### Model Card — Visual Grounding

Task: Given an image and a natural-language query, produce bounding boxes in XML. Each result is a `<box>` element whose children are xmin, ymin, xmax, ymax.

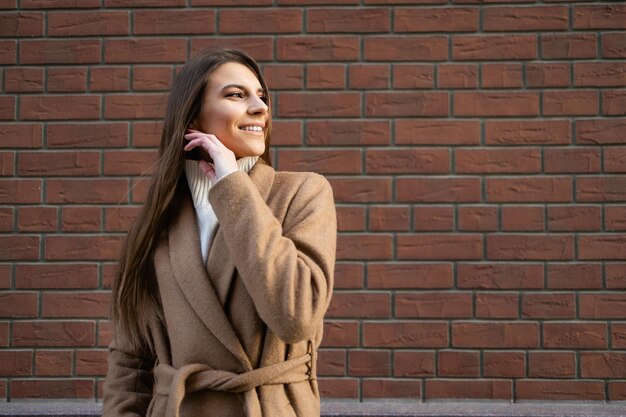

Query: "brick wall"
<box><xmin>1</xmin><ymin>0</ymin><xmax>625</xmax><ymax>403</ymax></box>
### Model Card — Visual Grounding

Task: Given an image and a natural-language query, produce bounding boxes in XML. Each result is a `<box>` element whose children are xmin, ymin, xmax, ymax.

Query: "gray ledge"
<box><xmin>0</xmin><ymin>400</ymin><xmax>625</xmax><ymax>417</ymax></box>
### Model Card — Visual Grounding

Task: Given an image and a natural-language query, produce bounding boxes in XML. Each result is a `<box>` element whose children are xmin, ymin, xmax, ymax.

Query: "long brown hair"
<box><xmin>111</xmin><ymin>49</ymin><xmax>272</xmax><ymax>352</ymax></box>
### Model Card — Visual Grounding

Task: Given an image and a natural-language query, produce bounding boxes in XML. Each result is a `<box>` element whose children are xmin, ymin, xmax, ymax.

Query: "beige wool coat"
<box><xmin>103</xmin><ymin>159</ymin><xmax>337</xmax><ymax>417</ymax></box>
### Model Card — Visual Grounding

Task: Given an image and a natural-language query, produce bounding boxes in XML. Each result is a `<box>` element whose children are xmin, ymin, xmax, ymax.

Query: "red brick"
<box><xmin>307</xmin><ymin>120</ymin><xmax>390</xmax><ymax>146</ymax></box>
<box><xmin>0</xmin><ymin>11</ymin><xmax>43</xmax><ymax>36</ymax></box>
<box><xmin>47</xmin><ymin>67</ymin><xmax>87</xmax><ymax>92</ymax></box>
<box><xmin>396</xmin><ymin>292</ymin><xmax>472</xmax><ymax>318</ymax></box>
<box><xmin>11</xmin><ymin>379</ymin><xmax>94</xmax><ymax>399</ymax></box>
<box><xmin>318</xmin><ymin>378</ymin><xmax>358</xmax><ymax>399</ymax></box>
<box><xmin>318</xmin><ymin>349</ymin><xmax>345</xmax><ymax>376</ymax></box>
<box><xmin>328</xmin><ymin>177</ymin><xmax>391</xmax><ymax>203</ymax></box>
<box><xmin>348</xmin><ymin>350</ymin><xmax>390</xmax><ymax>376</ymax></box>
<box><xmin>4</xmin><ymin>68</ymin><xmax>44</xmax><ymax>93</ymax></box>
<box><xmin>0</xmin><ymin>293</ymin><xmax>37</xmax><ymax>318</ymax></box>
<box><xmin>368</xmin><ymin>206</ymin><xmax>410</xmax><ymax>231</ymax></box>
<box><xmin>475</xmin><ymin>292</ymin><xmax>519</xmax><ymax>319</ymax></box>
<box><xmin>262</xmin><ymin>65</ymin><xmax>303</xmax><ymax>90</ymax></box>
<box><xmin>454</xmin><ymin>92</ymin><xmax>539</xmax><ymax>117</ymax></box>
<box><xmin>527</xmin><ymin>63</ymin><xmax>570</xmax><ymax>87</ymax></box>
<box><xmin>542</xmin><ymin>33</ymin><xmax>597</xmax><ymax>59</ymax></box>
<box><xmin>453</xmin><ymin>322</ymin><xmax>539</xmax><ymax>348</ymax></box>
<box><xmin>279</xmin><ymin>149</ymin><xmax>361</xmax><ymax>175</ymax></box>
<box><xmin>276</xmin><ymin>36</ymin><xmax>359</xmax><ymax>62</ymax></box>
<box><xmin>48</xmin><ymin>11</ymin><xmax>128</xmax><ymax>36</ymax></box>
<box><xmin>543</xmin><ymin>322</ymin><xmax>607</xmax><ymax>349</ymax></box>
<box><xmin>575</xmin><ymin>62</ymin><xmax>626</xmax><ymax>87</ymax></box>
<box><xmin>48</xmin><ymin>123</ymin><xmax>128</xmax><ymax>148</ymax></box>
<box><xmin>105</xmin><ymin>39</ymin><xmax>187</xmax><ymax>64</ymax></box>
<box><xmin>362</xmin><ymin>379</ymin><xmax>421</xmax><ymax>399</ymax></box>
<box><xmin>130</xmin><ymin>121</ymin><xmax>161</xmax><ymax>148</ymax></box>
<box><xmin>426</xmin><ymin>379</ymin><xmax>511</xmax><ymax>400</ymax></box>
<box><xmin>130</xmin><ymin>177</ymin><xmax>150</xmax><ymax>204</ymax></box>
<box><xmin>20</xmin><ymin>40</ymin><xmax>100</xmax><ymax>64</ymax></box>
<box><xmin>438</xmin><ymin>64</ymin><xmax>478</xmax><ymax>89</ymax></box>
<box><xmin>46</xmin><ymin>179</ymin><xmax>127</xmax><ymax>204</ymax></box>
<box><xmin>606</xmin><ymin>148</ymin><xmax>626</xmax><ymax>173</ymax></box>
<box><xmin>576</xmin><ymin>119</ymin><xmax>626</xmax><ymax>145</ymax></box>
<box><xmin>35</xmin><ymin>350</ymin><xmax>72</xmax><ymax>376</ymax></box>
<box><xmin>308</xmin><ymin>8</ymin><xmax>388</xmax><ymax>33</ymax></box>
<box><xmin>481</xmin><ymin>63</ymin><xmax>522</xmax><ymax>88</ymax></box>
<box><xmin>22</xmin><ymin>0</ymin><xmax>99</xmax><ymax>6</ymax></box>
<box><xmin>602</xmin><ymin>33</ymin><xmax>626</xmax><ymax>58</ymax></box>
<box><xmin>45</xmin><ymin>235</ymin><xmax>123</xmax><ymax>261</ymax></box>
<box><xmin>393</xmin><ymin>351</ymin><xmax>435</xmax><ymax>377</ymax></box>
<box><xmin>132</xmin><ymin>66</ymin><xmax>172</xmax><ymax>91</ymax></box>
<box><xmin>580</xmin><ymin>293</ymin><xmax>626</xmax><ymax>319</ymax></box>
<box><xmin>16</xmin><ymin>264</ymin><xmax>98</xmax><ymax>289</ymax></box>
<box><xmin>395</xmin><ymin>7</ymin><xmax>477</xmax><ymax>32</ymax></box>
<box><xmin>367</xmin><ymin>263</ymin><xmax>453</xmax><ymax>289</ymax></box>
<box><xmin>413</xmin><ymin>206</ymin><xmax>454</xmax><ymax>231</ymax></box>
<box><xmin>0</xmin><ymin>152</ymin><xmax>14</xmax><ymax>176</ymax></box>
<box><xmin>0</xmin><ymin>235</ymin><xmax>39</xmax><ymax>261</ymax></box>
<box><xmin>579</xmin><ymin>234</ymin><xmax>626</xmax><ymax>260</ymax></box>
<box><xmin>604</xmin><ymin>91</ymin><xmax>626</xmax><ymax>116</ymax></box>
<box><xmin>334</xmin><ymin>263</ymin><xmax>363</xmax><ymax>289</ymax></box>
<box><xmin>398</xmin><ymin>234</ymin><xmax>482</xmax><ymax>260</ymax></box>
<box><xmin>610</xmin><ymin>381</ymin><xmax>626</xmax><ymax>401</ymax></box>
<box><xmin>336</xmin><ymin>206</ymin><xmax>365</xmax><ymax>232</ymax></box>
<box><xmin>452</xmin><ymin>35</ymin><xmax>536</xmax><ymax>60</ymax></box>
<box><xmin>104</xmin><ymin>206</ymin><xmax>140</xmax><ymax>233</ymax></box>
<box><xmin>0</xmin><ymin>350</ymin><xmax>32</xmax><ymax>377</ymax></box>
<box><xmin>364</xmin><ymin>36</ymin><xmax>447</xmax><ymax>61</ymax></box>
<box><xmin>397</xmin><ymin>178</ymin><xmax>480</xmax><ymax>203</ymax></box>
<box><xmin>486</xmin><ymin>177</ymin><xmax>572</xmax><ymax>203</ymax></box>
<box><xmin>135</xmin><ymin>10</ymin><xmax>214</xmax><ymax>35</ymax></box>
<box><xmin>522</xmin><ymin>293</ymin><xmax>575</xmax><ymax>319</ymax></box>
<box><xmin>76</xmin><ymin>350</ymin><xmax>108</xmax><ymax>376</ymax></box>
<box><xmin>366</xmin><ymin>90</ymin><xmax>448</xmax><ymax>116</ymax></box>
<box><xmin>0</xmin><ymin>96</ymin><xmax>15</xmax><ymax>120</ymax></box>
<box><xmin>105</xmin><ymin>93</ymin><xmax>167</xmax><ymax>119</ymax></box>
<box><xmin>277</xmin><ymin>92</ymin><xmax>360</xmax><ymax>117</ymax></box>
<box><xmin>483</xmin><ymin>6</ymin><xmax>568</xmax><ymax>31</ymax></box>
<box><xmin>580</xmin><ymin>352</ymin><xmax>626</xmax><ymax>379</ymax></box>
<box><xmin>327</xmin><ymin>292</ymin><xmax>390</xmax><ymax>318</ymax></box>
<box><xmin>483</xmin><ymin>351</ymin><xmax>525</xmax><ymax>378</ymax></box>
<box><xmin>613</xmin><ymin>322</ymin><xmax>626</xmax><ymax>348</ymax></box>
<box><xmin>0</xmin><ymin>207</ymin><xmax>13</xmax><ymax>232</ymax></box>
<box><xmin>269</xmin><ymin>121</ymin><xmax>301</xmax><ymax>147</ymax></box>
<box><xmin>501</xmin><ymin>206</ymin><xmax>544</xmax><ymax>232</ymax></box>
<box><xmin>457</xmin><ymin>148</ymin><xmax>539</xmax><ymax>174</ymax></box>
<box><xmin>20</xmin><ymin>95</ymin><xmax>100</xmax><ymax>121</ymax></box>
<box><xmin>191</xmin><ymin>37</ymin><xmax>274</xmax><ymax>62</ymax></box>
<box><xmin>348</xmin><ymin>64</ymin><xmax>389</xmax><ymax>89</ymax></box>
<box><xmin>528</xmin><ymin>351</ymin><xmax>575</xmax><ymax>378</ymax></box>
<box><xmin>90</xmin><ymin>66</ymin><xmax>129</xmax><ymax>92</ymax></box>
<box><xmin>517</xmin><ymin>380</ymin><xmax>604</xmax><ymax>401</ymax></box>
<box><xmin>606</xmin><ymin>206</ymin><xmax>626</xmax><ymax>232</ymax></box>
<box><xmin>458</xmin><ymin>206</ymin><xmax>497</xmax><ymax>232</ymax></box>
<box><xmin>321</xmin><ymin>321</ymin><xmax>358</xmax><ymax>347</ymax></box>
<box><xmin>438</xmin><ymin>350</ymin><xmax>479</xmax><ymax>377</ymax></box>
<box><xmin>0</xmin><ymin>179</ymin><xmax>41</xmax><ymax>204</ymax></box>
<box><xmin>548</xmin><ymin>205</ymin><xmax>601</xmax><ymax>231</ymax></box>
<box><xmin>364</xmin><ymin>322</ymin><xmax>448</xmax><ymax>348</ymax></box>
<box><xmin>573</xmin><ymin>4</ymin><xmax>626</xmax><ymax>29</ymax></box>
<box><xmin>13</xmin><ymin>321</ymin><xmax>95</xmax><ymax>347</ymax></box>
<box><xmin>104</xmin><ymin>150</ymin><xmax>158</xmax><ymax>176</ymax></box>
<box><xmin>488</xmin><ymin>235</ymin><xmax>573</xmax><ymax>261</ymax></box>
<box><xmin>367</xmin><ymin>0</ymin><xmax>445</xmax><ymax>3</ymax></box>
<box><xmin>0</xmin><ymin>322</ymin><xmax>7</xmax><ymax>347</ymax></box>
<box><xmin>61</xmin><ymin>206</ymin><xmax>101</xmax><ymax>232</ymax></box>
<box><xmin>336</xmin><ymin>234</ymin><xmax>392</xmax><ymax>260</ymax></box>
<box><xmin>547</xmin><ymin>263</ymin><xmax>601</xmax><ymax>290</ymax></box>
<box><xmin>0</xmin><ymin>124</ymin><xmax>42</xmax><ymax>148</ymax></box>
<box><xmin>366</xmin><ymin>149</ymin><xmax>448</xmax><ymax>174</ymax></box>
<box><xmin>19</xmin><ymin>151</ymin><xmax>99</xmax><ymax>176</ymax></box>
<box><xmin>106</xmin><ymin>0</ymin><xmax>184</xmax><ymax>5</ymax></box>
<box><xmin>17</xmin><ymin>206</ymin><xmax>56</xmax><ymax>232</ymax></box>
<box><xmin>98</xmin><ymin>320</ymin><xmax>113</xmax><ymax>347</ymax></box>
<box><xmin>392</xmin><ymin>64</ymin><xmax>434</xmax><ymax>89</ymax></box>
<box><xmin>544</xmin><ymin>147</ymin><xmax>601</xmax><ymax>174</ymax></box>
<box><xmin>543</xmin><ymin>91</ymin><xmax>598</xmax><ymax>116</ymax></box>
<box><xmin>396</xmin><ymin>120</ymin><xmax>479</xmax><ymax>145</ymax></box>
<box><xmin>306</xmin><ymin>64</ymin><xmax>345</xmax><ymax>90</ymax></box>
<box><xmin>0</xmin><ymin>40</ymin><xmax>16</xmax><ymax>64</ymax></box>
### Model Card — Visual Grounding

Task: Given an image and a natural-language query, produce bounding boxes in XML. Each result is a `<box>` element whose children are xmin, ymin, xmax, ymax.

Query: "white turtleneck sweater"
<box><xmin>184</xmin><ymin>156</ymin><xmax>259</xmax><ymax>263</ymax></box>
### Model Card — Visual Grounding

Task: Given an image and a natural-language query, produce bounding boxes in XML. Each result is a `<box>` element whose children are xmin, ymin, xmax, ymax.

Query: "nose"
<box><xmin>248</xmin><ymin>95</ymin><xmax>268</xmax><ymax>116</ymax></box>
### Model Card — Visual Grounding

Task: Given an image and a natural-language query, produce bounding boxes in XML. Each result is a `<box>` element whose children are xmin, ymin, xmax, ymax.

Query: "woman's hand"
<box><xmin>184</xmin><ymin>129</ymin><xmax>238</xmax><ymax>183</ymax></box>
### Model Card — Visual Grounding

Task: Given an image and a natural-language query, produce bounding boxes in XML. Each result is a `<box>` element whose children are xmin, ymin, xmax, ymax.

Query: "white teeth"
<box><xmin>239</xmin><ymin>126</ymin><xmax>263</xmax><ymax>132</ymax></box>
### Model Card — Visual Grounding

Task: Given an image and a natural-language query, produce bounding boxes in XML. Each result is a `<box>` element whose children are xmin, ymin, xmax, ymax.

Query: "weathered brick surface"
<box><xmin>1</xmin><ymin>0</ymin><xmax>624</xmax><ymax>404</ymax></box>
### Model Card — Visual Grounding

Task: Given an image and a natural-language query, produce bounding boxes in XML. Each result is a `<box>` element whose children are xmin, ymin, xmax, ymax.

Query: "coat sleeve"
<box><xmin>209</xmin><ymin>170</ymin><xmax>337</xmax><ymax>344</ymax></box>
<box><xmin>102</xmin><ymin>336</ymin><xmax>155</xmax><ymax>417</ymax></box>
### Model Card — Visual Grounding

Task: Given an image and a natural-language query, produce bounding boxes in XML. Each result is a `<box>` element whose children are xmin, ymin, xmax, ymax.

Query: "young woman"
<box><xmin>102</xmin><ymin>49</ymin><xmax>337</xmax><ymax>417</ymax></box>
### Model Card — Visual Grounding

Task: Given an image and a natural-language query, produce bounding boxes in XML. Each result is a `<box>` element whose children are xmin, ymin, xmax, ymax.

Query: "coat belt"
<box><xmin>154</xmin><ymin>350</ymin><xmax>314</xmax><ymax>417</ymax></box>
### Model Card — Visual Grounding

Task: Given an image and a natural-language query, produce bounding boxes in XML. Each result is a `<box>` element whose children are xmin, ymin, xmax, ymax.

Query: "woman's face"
<box><xmin>192</xmin><ymin>62</ymin><xmax>269</xmax><ymax>158</ymax></box>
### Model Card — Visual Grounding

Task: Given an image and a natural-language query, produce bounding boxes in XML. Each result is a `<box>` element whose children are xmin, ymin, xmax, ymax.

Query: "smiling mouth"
<box><xmin>239</xmin><ymin>126</ymin><xmax>263</xmax><ymax>132</ymax></box>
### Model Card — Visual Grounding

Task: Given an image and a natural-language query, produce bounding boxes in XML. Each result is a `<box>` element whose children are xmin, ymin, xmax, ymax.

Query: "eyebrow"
<box><xmin>221</xmin><ymin>83</ymin><xmax>265</xmax><ymax>95</ymax></box>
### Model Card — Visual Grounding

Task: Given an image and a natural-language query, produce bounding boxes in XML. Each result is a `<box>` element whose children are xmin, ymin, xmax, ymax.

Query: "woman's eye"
<box><xmin>227</xmin><ymin>92</ymin><xmax>244</xmax><ymax>98</ymax></box>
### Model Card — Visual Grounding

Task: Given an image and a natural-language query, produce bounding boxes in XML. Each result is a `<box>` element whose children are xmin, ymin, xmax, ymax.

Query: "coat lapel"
<box><xmin>168</xmin><ymin>191</ymin><xmax>251</xmax><ymax>369</ymax></box>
